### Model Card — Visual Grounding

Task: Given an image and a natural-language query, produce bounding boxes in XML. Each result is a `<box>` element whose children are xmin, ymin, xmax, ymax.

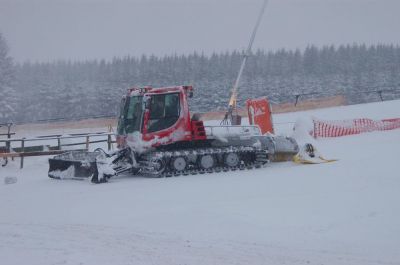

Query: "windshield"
<box><xmin>117</xmin><ymin>96</ymin><xmax>143</xmax><ymax>135</ymax></box>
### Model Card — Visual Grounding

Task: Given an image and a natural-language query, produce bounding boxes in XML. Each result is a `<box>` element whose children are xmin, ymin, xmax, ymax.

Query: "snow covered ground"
<box><xmin>1</xmin><ymin>100</ymin><xmax>400</xmax><ymax>265</ymax></box>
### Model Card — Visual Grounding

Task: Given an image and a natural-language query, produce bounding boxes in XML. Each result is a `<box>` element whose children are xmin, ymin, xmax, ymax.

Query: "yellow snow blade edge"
<box><xmin>293</xmin><ymin>154</ymin><xmax>338</xmax><ymax>164</ymax></box>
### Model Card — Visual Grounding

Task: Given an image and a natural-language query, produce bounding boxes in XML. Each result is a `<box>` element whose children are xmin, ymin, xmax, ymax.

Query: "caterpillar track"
<box><xmin>138</xmin><ymin>146</ymin><xmax>269</xmax><ymax>177</ymax></box>
<box><xmin>49</xmin><ymin>135</ymin><xmax>299</xmax><ymax>183</ymax></box>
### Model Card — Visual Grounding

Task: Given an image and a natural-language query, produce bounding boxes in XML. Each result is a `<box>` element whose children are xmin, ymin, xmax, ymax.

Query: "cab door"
<box><xmin>142</xmin><ymin>92</ymin><xmax>191</xmax><ymax>146</ymax></box>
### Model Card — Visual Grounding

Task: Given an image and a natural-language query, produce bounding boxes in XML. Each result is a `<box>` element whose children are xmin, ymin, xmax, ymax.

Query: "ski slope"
<box><xmin>1</xmin><ymin>100</ymin><xmax>400</xmax><ymax>265</ymax></box>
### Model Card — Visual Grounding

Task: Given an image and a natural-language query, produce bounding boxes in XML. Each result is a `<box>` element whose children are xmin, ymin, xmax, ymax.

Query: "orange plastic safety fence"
<box><xmin>312</xmin><ymin>118</ymin><xmax>400</xmax><ymax>138</ymax></box>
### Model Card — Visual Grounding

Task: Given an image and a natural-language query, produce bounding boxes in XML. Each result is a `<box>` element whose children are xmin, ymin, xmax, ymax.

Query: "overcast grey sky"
<box><xmin>1</xmin><ymin>0</ymin><xmax>399</xmax><ymax>62</ymax></box>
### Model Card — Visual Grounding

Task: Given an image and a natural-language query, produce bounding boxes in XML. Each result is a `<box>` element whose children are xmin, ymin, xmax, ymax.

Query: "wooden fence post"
<box><xmin>57</xmin><ymin>137</ymin><xmax>61</xmax><ymax>150</ymax></box>
<box><xmin>86</xmin><ymin>136</ymin><xmax>90</xmax><ymax>150</ymax></box>
<box><xmin>107</xmin><ymin>125</ymin><xmax>113</xmax><ymax>151</ymax></box>
<box><xmin>107</xmin><ymin>134</ymin><xmax>111</xmax><ymax>151</ymax></box>
<box><xmin>7</xmin><ymin>123</ymin><xmax>12</xmax><ymax>161</ymax></box>
<box><xmin>20</xmin><ymin>138</ymin><xmax>25</xmax><ymax>169</ymax></box>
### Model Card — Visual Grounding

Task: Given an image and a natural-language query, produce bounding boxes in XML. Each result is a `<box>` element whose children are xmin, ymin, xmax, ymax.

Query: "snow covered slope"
<box><xmin>1</xmin><ymin>100</ymin><xmax>399</xmax><ymax>265</ymax></box>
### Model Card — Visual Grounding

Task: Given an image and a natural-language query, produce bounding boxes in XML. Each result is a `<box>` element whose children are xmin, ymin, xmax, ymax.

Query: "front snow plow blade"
<box><xmin>48</xmin><ymin>148</ymin><xmax>135</xmax><ymax>183</ymax></box>
<box><xmin>48</xmin><ymin>151</ymin><xmax>99</xmax><ymax>181</ymax></box>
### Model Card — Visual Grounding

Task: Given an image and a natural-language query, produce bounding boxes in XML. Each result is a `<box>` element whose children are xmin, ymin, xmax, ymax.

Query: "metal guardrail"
<box><xmin>0</xmin><ymin>132</ymin><xmax>116</xmax><ymax>169</ymax></box>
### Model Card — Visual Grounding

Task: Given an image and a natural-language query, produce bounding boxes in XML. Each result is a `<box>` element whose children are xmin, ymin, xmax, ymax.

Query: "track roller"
<box><xmin>198</xmin><ymin>154</ymin><xmax>215</xmax><ymax>170</ymax></box>
<box><xmin>171</xmin><ymin>156</ymin><xmax>187</xmax><ymax>172</ymax></box>
<box><xmin>224</xmin><ymin>152</ymin><xmax>240</xmax><ymax>167</ymax></box>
